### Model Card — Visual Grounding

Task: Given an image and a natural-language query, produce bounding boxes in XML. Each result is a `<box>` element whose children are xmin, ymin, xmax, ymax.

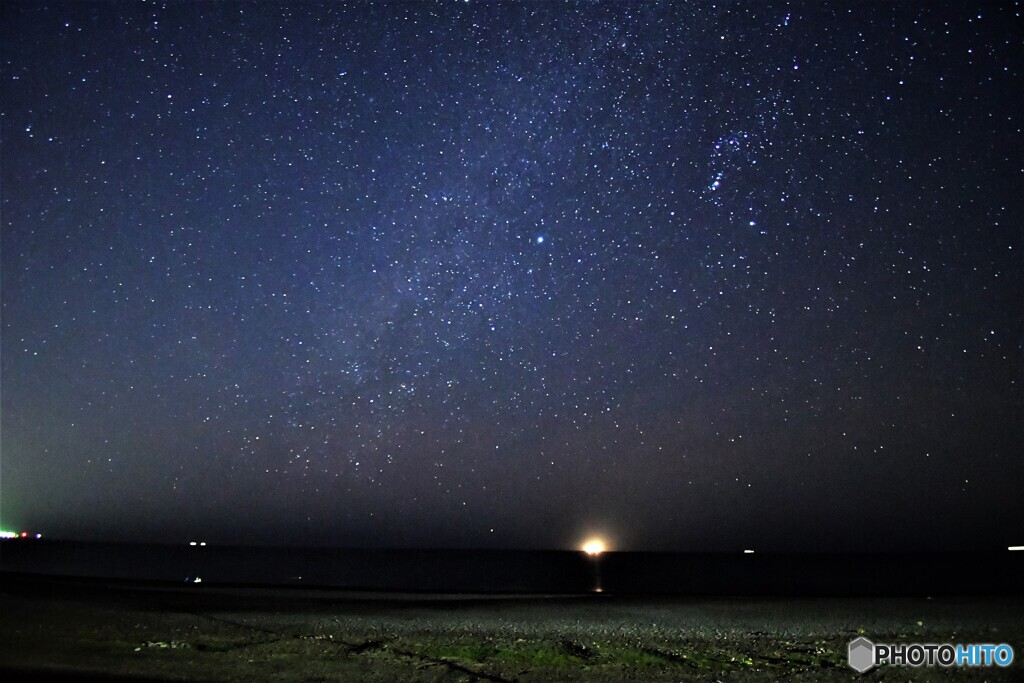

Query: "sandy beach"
<box><xmin>2</xmin><ymin>574</ymin><xmax>1021</xmax><ymax>681</ymax></box>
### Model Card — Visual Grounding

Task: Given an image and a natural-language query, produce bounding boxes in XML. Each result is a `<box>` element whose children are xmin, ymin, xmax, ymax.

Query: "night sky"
<box><xmin>2</xmin><ymin>1</ymin><xmax>1021</xmax><ymax>551</ymax></box>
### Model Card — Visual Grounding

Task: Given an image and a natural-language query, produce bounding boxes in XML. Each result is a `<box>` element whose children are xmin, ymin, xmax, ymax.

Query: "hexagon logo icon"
<box><xmin>848</xmin><ymin>636</ymin><xmax>876</xmax><ymax>673</ymax></box>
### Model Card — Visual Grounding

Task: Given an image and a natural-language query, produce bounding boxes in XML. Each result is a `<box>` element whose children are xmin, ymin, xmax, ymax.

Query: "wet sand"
<box><xmin>1</xmin><ymin>574</ymin><xmax>1021</xmax><ymax>681</ymax></box>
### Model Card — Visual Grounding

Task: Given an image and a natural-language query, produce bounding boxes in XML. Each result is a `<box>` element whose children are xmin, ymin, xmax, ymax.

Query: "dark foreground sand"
<box><xmin>1</xmin><ymin>575</ymin><xmax>1021</xmax><ymax>682</ymax></box>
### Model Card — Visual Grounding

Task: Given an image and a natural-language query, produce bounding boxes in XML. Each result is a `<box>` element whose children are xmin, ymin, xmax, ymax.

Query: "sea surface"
<box><xmin>1</xmin><ymin>540</ymin><xmax>1019</xmax><ymax>596</ymax></box>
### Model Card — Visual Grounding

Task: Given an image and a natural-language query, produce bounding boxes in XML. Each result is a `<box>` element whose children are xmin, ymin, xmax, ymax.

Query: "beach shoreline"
<box><xmin>2</xmin><ymin>573</ymin><xmax>1021</xmax><ymax>681</ymax></box>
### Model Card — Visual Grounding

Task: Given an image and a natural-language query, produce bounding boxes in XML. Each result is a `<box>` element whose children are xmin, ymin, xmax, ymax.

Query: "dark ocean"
<box><xmin>2</xmin><ymin>540</ymin><xmax>1020</xmax><ymax>596</ymax></box>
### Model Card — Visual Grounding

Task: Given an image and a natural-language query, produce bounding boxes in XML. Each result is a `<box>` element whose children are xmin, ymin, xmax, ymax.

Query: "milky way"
<box><xmin>2</xmin><ymin>1</ymin><xmax>1021</xmax><ymax>550</ymax></box>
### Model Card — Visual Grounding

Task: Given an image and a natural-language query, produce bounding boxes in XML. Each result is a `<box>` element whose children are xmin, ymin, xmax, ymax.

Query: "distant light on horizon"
<box><xmin>743</xmin><ymin>549</ymin><xmax>756</xmax><ymax>554</ymax></box>
<box><xmin>0</xmin><ymin>531</ymin><xmax>16</xmax><ymax>539</ymax></box>
<box><xmin>582</xmin><ymin>538</ymin><xmax>606</xmax><ymax>556</ymax></box>
<box><xmin>189</xmin><ymin>541</ymin><xmax>197</xmax><ymax>546</ymax></box>
<box><xmin>1009</xmin><ymin>546</ymin><xmax>1024</xmax><ymax>551</ymax></box>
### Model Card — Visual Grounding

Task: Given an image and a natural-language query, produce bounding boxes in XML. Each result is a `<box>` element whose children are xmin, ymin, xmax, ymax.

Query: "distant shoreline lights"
<box><xmin>0</xmin><ymin>530</ymin><xmax>42</xmax><ymax>539</ymax></box>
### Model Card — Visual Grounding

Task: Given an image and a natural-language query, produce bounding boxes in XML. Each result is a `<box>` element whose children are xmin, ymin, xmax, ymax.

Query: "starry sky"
<box><xmin>1</xmin><ymin>1</ymin><xmax>1021</xmax><ymax>551</ymax></box>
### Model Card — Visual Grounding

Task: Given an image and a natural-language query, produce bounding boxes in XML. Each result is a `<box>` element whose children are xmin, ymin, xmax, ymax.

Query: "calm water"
<box><xmin>2</xmin><ymin>540</ymin><xmax>1020</xmax><ymax>596</ymax></box>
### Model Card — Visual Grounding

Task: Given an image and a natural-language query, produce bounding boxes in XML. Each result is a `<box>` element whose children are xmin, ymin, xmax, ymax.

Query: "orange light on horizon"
<box><xmin>582</xmin><ymin>538</ymin><xmax>606</xmax><ymax>556</ymax></box>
